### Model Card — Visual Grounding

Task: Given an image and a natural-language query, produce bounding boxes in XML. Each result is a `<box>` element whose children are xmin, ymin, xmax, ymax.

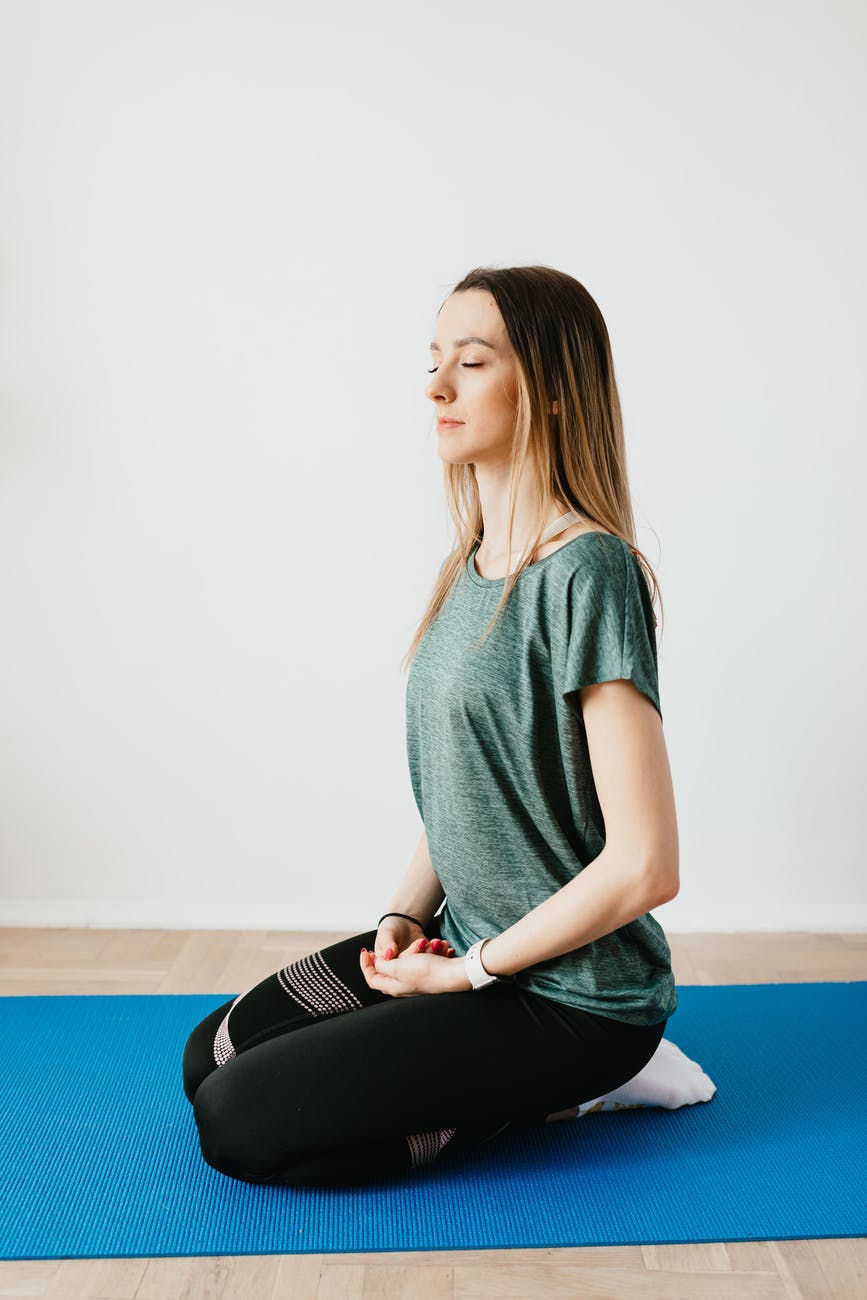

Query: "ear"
<box><xmin>549</xmin><ymin>398</ymin><xmax>559</xmax><ymax>415</ymax></box>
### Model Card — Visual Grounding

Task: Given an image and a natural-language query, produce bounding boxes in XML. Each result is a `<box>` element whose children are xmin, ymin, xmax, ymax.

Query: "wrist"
<box><xmin>476</xmin><ymin>934</ymin><xmax>506</xmax><ymax>976</ymax></box>
<box><xmin>448</xmin><ymin>956</ymin><xmax>473</xmax><ymax>992</ymax></box>
<box><xmin>378</xmin><ymin>910</ymin><xmax>425</xmax><ymax>930</ymax></box>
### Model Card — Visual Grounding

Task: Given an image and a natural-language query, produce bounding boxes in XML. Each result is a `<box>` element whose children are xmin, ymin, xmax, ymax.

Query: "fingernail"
<box><xmin>384</xmin><ymin>947</ymin><xmax>394</xmax><ymax>960</ymax></box>
<box><xmin>418</xmin><ymin>938</ymin><xmax>428</xmax><ymax>950</ymax></box>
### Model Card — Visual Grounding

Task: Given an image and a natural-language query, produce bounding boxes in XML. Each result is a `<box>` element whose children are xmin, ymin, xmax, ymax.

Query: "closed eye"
<box><xmin>427</xmin><ymin>363</ymin><xmax>483</xmax><ymax>373</ymax></box>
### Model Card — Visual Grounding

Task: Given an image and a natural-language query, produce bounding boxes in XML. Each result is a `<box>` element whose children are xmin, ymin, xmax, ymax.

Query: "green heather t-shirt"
<box><xmin>405</xmin><ymin>531</ymin><xmax>678</xmax><ymax>1027</ymax></box>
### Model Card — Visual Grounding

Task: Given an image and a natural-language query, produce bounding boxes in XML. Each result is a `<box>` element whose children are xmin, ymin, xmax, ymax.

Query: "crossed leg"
<box><xmin>182</xmin><ymin>920</ymin><xmax>666</xmax><ymax>1188</ymax></box>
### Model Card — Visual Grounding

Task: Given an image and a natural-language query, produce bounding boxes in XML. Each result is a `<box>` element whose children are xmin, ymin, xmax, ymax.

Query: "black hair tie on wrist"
<box><xmin>377</xmin><ymin>911</ymin><xmax>424</xmax><ymax>929</ymax></box>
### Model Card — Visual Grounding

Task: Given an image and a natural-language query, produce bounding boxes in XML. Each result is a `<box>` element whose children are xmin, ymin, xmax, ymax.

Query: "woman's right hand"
<box><xmin>374</xmin><ymin>917</ymin><xmax>456</xmax><ymax>961</ymax></box>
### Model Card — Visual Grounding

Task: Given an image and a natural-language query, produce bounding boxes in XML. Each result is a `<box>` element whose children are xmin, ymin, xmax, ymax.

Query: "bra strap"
<box><xmin>494</xmin><ymin>509</ymin><xmax>584</xmax><ymax>578</ymax></box>
<box><xmin>538</xmin><ymin>509</ymin><xmax>582</xmax><ymax>544</ymax></box>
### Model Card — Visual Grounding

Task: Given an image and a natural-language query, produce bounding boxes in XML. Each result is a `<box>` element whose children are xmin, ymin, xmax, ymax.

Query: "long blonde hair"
<box><xmin>401</xmin><ymin>265</ymin><xmax>663</xmax><ymax>671</ymax></box>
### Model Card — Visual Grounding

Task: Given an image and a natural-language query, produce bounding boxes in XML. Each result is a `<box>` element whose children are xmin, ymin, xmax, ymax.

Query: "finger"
<box><xmin>428</xmin><ymin>939</ymin><xmax>455</xmax><ymax>957</ymax></box>
<box><xmin>360</xmin><ymin>949</ymin><xmax>385</xmax><ymax>985</ymax></box>
<box><xmin>359</xmin><ymin>948</ymin><xmax>373</xmax><ymax>984</ymax></box>
<box><xmin>362</xmin><ymin>951</ymin><xmax>404</xmax><ymax>996</ymax></box>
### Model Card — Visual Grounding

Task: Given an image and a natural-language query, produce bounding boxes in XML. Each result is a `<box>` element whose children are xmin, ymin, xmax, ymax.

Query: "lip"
<box><xmin>437</xmin><ymin>418</ymin><xmax>464</xmax><ymax>428</ymax></box>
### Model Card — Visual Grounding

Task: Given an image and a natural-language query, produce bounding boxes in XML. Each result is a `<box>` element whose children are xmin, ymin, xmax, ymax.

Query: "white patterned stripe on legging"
<box><xmin>276</xmin><ymin>951</ymin><xmax>365</xmax><ymax>1018</ymax></box>
<box><xmin>406</xmin><ymin>1127</ymin><xmax>458</xmax><ymax>1168</ymax></box>
<box><xmin>213</xmin><ymin>986</ymin><xmax>255</xmax><ymax>1067</ymax></box>
<box><xmin>213</xmin><ymin>950</ymin><xmax>364</xmax><ymax>1067</ymax></box>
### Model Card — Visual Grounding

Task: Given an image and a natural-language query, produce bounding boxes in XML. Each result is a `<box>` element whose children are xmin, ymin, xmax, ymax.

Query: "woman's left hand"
<box><xmin>359</xmin><ymin>937</ymin><xmax>472</xmax><ymax>996</ymax></box>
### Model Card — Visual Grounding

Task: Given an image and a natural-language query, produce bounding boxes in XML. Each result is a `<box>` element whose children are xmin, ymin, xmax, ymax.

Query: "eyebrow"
<box><xmin>429</xmin><ymin>336</ymin><xmax>497</xmax><ymax>352</ymax></box>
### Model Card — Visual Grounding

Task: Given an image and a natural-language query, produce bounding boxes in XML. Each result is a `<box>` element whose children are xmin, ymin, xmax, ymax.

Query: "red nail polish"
<box><xmin>419</xmin><ymin>938</ymin><xmax>428</xmax><ymax>950</ymax></box>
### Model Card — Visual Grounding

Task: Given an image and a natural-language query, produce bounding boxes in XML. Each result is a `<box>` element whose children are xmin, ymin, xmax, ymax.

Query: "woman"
<box><xmin>183</xmin><ymin>265</ymin><xmax>680</xmax><ymax>1188</ymax></box>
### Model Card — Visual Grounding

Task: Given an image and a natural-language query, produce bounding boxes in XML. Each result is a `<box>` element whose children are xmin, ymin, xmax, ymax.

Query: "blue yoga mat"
<box><xmin>1</xmin><ymin>982</ymin><xmax>864</xmax><ymax>1260</ymax></box>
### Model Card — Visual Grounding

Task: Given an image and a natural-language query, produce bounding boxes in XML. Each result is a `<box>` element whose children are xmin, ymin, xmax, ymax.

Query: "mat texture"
<box><xmin>1</xmin><ymin>982</ymin><xmax>864</xmax><ymax>1260</ymax></box>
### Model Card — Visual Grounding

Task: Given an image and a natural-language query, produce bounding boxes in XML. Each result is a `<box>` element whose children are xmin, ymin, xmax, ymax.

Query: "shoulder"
<box><xmin>555</xmin><ymin>528</ymin><xmax>634</xmax><ymax>584</ymax></box>
<box><xmin>554</xmin><ymin>532</ymin><xmax>654</xmax><ymax>630</ymax></box>
<box><xmin>536</xmin><ymin>520</ymin><xmax>616</xmax><ymax>558</ymax></box>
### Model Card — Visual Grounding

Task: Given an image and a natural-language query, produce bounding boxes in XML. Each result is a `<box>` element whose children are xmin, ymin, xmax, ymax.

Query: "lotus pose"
<box><xmin>182</xmin><ymin>264</ymin><xmax>680</xmax><ymax>1188</ymax></box>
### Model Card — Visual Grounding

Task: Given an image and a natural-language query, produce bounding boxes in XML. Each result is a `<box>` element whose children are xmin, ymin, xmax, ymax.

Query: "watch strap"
<box><xmin>464</xmin><ymin>938</ymin><xmax>500</xmax><ymax>989</ymax></box>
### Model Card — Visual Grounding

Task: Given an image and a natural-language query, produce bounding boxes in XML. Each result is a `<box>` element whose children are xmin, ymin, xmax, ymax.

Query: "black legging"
<box><xmin>182</xmin><ymin>912</ymin><xmax>667</xmax><ymax>1188</ymax></box>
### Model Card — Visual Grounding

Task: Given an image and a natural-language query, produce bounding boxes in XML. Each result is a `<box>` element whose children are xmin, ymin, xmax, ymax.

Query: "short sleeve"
<box><xmin>557</xmin><ymin>537</ymin><xmax>662</xmax><ymax>721</ymax></box>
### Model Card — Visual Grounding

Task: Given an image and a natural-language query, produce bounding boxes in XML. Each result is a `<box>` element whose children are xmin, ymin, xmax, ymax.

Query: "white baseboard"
<box><xmin>0</xmin><ymin>898</ymin><xmax>865</xmax><ymax>932</ymax></box>
<box><xmin>0</xmin><ymin>899</ymin><xmax>381</xmax><ymax>932</ymax></box>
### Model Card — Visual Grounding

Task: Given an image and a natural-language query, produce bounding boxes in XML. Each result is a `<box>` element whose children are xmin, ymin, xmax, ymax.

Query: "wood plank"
<box><xmin>0</xmin><ymin>928</ymin><xmax>860</xmax><ymax>1300</ymax></box>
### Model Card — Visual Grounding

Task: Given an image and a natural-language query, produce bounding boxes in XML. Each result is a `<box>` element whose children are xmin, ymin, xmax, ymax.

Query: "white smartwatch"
<box><xmin>464</xmin><ymin>938</ymin><xmax>501</xmax><ymax>989</ymax></box>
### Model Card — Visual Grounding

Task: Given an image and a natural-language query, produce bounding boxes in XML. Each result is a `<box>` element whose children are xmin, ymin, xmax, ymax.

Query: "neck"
<box><xmin>473</xmin><ymin>465</ymin><xmax>569</xmax><ymax>560</ymax></box>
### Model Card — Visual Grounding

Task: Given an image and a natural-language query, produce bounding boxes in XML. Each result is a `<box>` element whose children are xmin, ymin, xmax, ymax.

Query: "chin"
<box><xmin>437</xmin><ymin>445</ymin><xmax>475</xmax><ymax>466</ymax></box>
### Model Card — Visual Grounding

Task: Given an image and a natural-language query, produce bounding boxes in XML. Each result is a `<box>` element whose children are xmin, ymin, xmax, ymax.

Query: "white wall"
<box><xmin>1</xmin><ymin>0</ymin><xmax>864</xmax><ymax>932</ymax></box>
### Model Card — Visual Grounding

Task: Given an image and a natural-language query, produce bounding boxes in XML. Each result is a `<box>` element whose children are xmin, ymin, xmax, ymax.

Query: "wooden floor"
<box><xmin>1</xmin><ymin>928</ymin><xmax>864</xmax><ymax>1300</ymax></box>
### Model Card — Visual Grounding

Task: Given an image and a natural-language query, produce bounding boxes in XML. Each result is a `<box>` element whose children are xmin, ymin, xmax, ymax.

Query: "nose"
<box><xmin>426</xmin><ymin>372</ymin><xmax>455</xmax><ymax>405</ymax></box>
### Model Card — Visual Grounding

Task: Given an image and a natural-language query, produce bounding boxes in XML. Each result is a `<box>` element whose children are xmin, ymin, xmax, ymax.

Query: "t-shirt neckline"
<box><xmin>465</xmin><ymin>531</ymin><xmax>620</xmax><ymax>587</ymax></box>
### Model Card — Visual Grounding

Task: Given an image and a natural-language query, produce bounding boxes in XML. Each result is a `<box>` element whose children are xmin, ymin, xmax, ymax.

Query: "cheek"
<box><xmin>478</xmin><ymin>373</ymin><xmax>516</xmax><ymax>416</ymax></box>
<box><xmin>486</xmin><ymin>388</ymin><xmax>518</xmax><ymax>431</ymax></box>
<box><xmin>491</xmin><ymin>368</ymin><xmax>517</xmax><ymax>411</ymax></box>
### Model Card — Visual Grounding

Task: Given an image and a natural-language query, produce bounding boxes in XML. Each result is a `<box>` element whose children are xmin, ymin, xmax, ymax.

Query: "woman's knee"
<box><xmin>182</xmin><ymin>1030</ymin><xmax>212</xmax><ymax>1104</ymax></box>
<box><xmin>191</xmin><ymin>1064</ymin><xmax>300</xmax><ymax>1183</ymax></box>
<box><xmin>181</xmin><ymin>998</ymin><xmax>236</xmax><ymax>1104</ymax></box>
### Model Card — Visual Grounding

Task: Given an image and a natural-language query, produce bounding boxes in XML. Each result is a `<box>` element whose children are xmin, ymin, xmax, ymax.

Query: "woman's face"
<box><xmin>426</xmin><ymin>289</ymin><xmax>519</xmax><ymax>468</ymax></box>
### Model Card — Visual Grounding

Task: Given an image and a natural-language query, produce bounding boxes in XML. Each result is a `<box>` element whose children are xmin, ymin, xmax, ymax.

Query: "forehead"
<box><xmin>431</xmin><ymin>290</ymin><xmax>508</xmax><ymax>349</ymax></box>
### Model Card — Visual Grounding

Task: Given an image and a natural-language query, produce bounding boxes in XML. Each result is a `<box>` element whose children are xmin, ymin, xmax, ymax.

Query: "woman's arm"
<box><xmin>380</xmin><ymin>828</ymin><xmax>445</xmax><ymax>929</ymax></box>
<box><xmin>364</xmin><ymin>679</ymin><xmax>678</xmax><ymax>998</ymax></box>
<box><xmin>479</xmin><ymin>678</ymin><xmax>679</xmax><ymax>979</ymax></box>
